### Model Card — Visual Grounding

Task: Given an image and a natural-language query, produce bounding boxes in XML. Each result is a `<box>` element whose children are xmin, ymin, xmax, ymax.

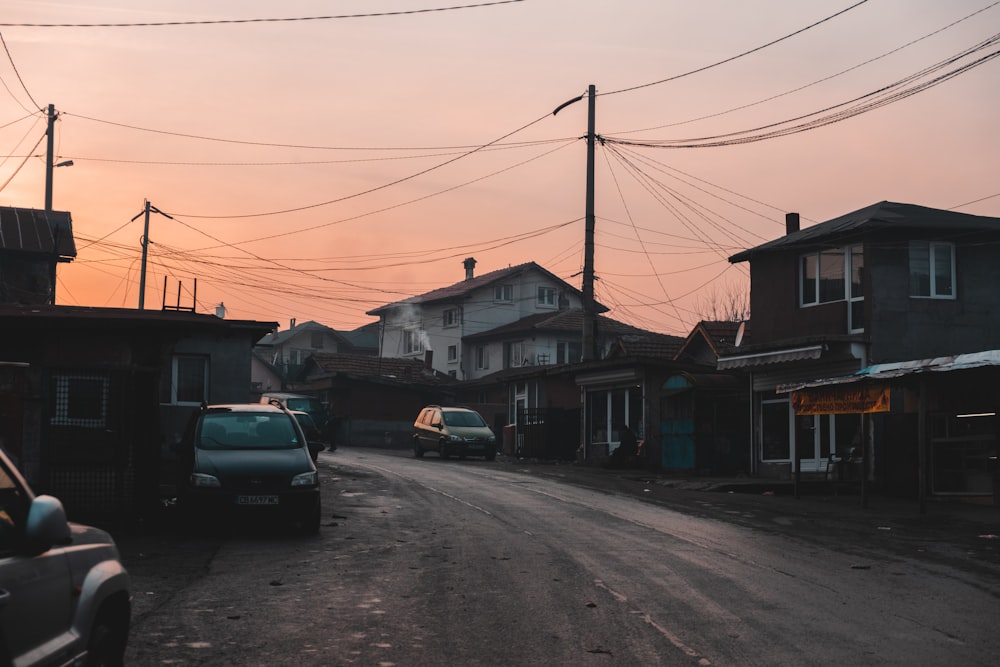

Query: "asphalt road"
<box><xmin>119</xmin><ymin>447</ymin><xmax>1000</xmax><ymax>666</ymax></box>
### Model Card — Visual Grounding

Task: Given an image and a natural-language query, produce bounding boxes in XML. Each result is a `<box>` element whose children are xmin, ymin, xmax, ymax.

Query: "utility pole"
<box><xmin>131</xmin><ymin>200</ymin><xmax>173</xmax><ymax>310</ymax></box>
<box><xmin>553</xmin><ymin>84</ymin><xmax>598</xmax><ymax>361</ymax></box>
<box><xmin>44</xmin><ymin>103</ymin><xmax>73</xmax><ymax>211</ymax></box>
<box><xmin>44</xmin><ymin>104</ymin><xmax>56</xmax><ymax>211</ymax></box>
<box><xmin>582</xmin><ymin>84</ymin><xmax>597</xmax><ymax>361</ymax></box>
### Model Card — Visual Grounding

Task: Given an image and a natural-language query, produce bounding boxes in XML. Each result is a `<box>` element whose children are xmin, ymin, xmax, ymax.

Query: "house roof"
<box><xmin>675</xmin><ymin>320</ymin><xmax>746</xmax><ymax>360</ymax></box>
<box><xmin>305</xmin><ymin>352</ymin><xmax>457</xmax><ymax>386</ymax></box>
<box><xmin>0</xmin><ymin>303</ymin><xmax>274</xmax><ymax>335</ymax></box>
<box><xmin>0</xmin><ymin>207</ymin><xmax>77</xmax><ymax>259</ymax></box>
<box><xmin>257</xmin><ymin>320</ymin><xmax>349</xmax><ymax>347</ymax></box>
<box><xmin>463</xmin><ymin>308</ymin><xmax>642</xmax><ymax>341</ymax></box>
<box><xmin>608</xmin><ymin>331</ymin><xmax>686</xmax><ymax>359</ymax></box>
<box><xmin>365</xmin><ymin>261</ymin><xmax>608</xmax><ymax>315</ymax></box>
<box><xmin>340</xmin><ymin>321</ymin><xmax>380</xmax><ymax>352</ymax></box>
<box><xmin>729</xmin><ymin>201</ymin><xmax>1000</xmax><ymax>263</ymax></box>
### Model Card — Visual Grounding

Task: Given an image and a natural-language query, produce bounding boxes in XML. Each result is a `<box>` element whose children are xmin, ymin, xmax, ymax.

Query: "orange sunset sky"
<box><xmin>1</xmin><ymin>1</ymin><xmax>998</xmax><ymax>336</ymax></box>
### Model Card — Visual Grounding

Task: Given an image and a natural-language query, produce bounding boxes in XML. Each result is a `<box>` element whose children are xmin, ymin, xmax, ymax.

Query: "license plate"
<box><xmin>237</xmin><ymin>495</ymin><xmax>279</xmax><ymax>505</ymax></box>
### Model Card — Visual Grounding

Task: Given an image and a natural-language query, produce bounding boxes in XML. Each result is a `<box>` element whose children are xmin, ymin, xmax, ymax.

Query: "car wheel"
<box><xmin>438</xmin><ymin>441</ymin><xmax>450</xmax><ymax>459</ymax></box>
<box><xmin>413</xmin><ymin>438</ymin><xmax>425</xmax><ymax>458</ymax></box>
<box><xmin>85</xmin><ymin>602</ymin><xmax>129</xmax><ymax>667</ymax></box>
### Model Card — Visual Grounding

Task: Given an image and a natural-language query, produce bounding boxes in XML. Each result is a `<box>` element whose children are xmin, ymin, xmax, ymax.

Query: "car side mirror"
<box><xmin>25</xmin><ymin>495</ymin><xmax>72</xmax><ymax>555</ymax></box>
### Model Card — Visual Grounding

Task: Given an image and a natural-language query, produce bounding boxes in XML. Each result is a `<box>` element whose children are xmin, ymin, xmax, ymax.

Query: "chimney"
<box><xmin>463</xmin><ymin>257</ymin><xmax>477</xmax><ymax>281</ymax></box>
<box><xmin>290</xmin><ymin>317</ymin><xmax>297</xmax><ymax>329</ymax></box>
<box><xmin>215</xmin><ymin>302</ymin><xmax>226</xmax><ymax>319</ymax></box>
<box><xmin>785</xmin><ymin>212</ymin><xmax>800</xmax><ymax>235</ymax></box>
<box><xmin>424</xmin><ymin>349</ymin><xmax>434</xmax><ymax>370</ymax></box>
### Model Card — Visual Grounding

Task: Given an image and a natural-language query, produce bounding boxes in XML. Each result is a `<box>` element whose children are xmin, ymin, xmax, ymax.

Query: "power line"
<box><xmin>0</xmin><ymin>1</ymin><xmax>525</xmax><ymax>28</ymax></box>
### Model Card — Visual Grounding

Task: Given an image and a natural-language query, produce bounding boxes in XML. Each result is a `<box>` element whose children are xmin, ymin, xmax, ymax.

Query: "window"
<box><xmin>447</xmin><ymin>345</ymin><xmax>458</xmax><ymax>362</ymax></box>
<box><xmin>909</xmin><ymin>241</ymin><xmax>955</xmax><ymax>298</ymax></box>
<box><xmin>508</xmin><ymin>341</ymin><xmax>526</xmax><ymax>367</ymax></box>
<box><xmin>448</xmin><ymin>370</ymin><xmax>458</xmax><ymax>379</ymax></box>
<box><xmin>800</xmin><ymin>249</ymin><xmax>845</xmax><ymax>305</ymax></box>
<box><xmin>403</xmin><ymin>329</ymin><xmax>424</xmax><ymax>355</ymax></box>
<box><xmin>537</xmin><ymin>286</ymin><xmax>556</xmax><ymax>307</ymax></box>
<box><xmin>310</xmin><ymin>332</ymin><xmax>324</xmax><ymax>349</ymax></box>
<box><xmin>556</xmin><ymin>341</ymin><xmax>582</xmax><ymax>364</ymax></box>
<box><xmin>494</xmin><ymin>284</ymin><xmax>513</xmax><ymax>303</ymax></box>
<box><xmin>849</xmin><ymin>245</ymin><xmax>864</xmax><ymax>332</ymax></box>
<box><xmin>475</xmin><ymin>345</ymin><xmax>489</xmax><ymax>370</ymax></box>
<box><xmin>443</xmin><ymin>308</ymin><xmax>459</xmax><ymax>327</ymax></box>
<box><xmin>52</xmin><ymin>373</ymin><xmax>109</xmax><ymax>427</ymax></box>
<box><xmin>172</xmin><ymin>355</ymin><xmax>208</xmax><ymax>404</ymax></box>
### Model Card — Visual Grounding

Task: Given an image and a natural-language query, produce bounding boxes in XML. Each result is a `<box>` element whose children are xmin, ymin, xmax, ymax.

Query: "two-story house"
<box><xmin>718</xmin><ymin>202</ymin><xmax>1000</xmax><ymax>501</ymax></box>
<box><xmin>254</xmin><ymin>319</ymin><xmax>378</xmax><ymax>391</ymax></box>
<box><xmin>367</xmin><ymin>258</ymin><xmax>604</xmax><ymax>380</ymax></box>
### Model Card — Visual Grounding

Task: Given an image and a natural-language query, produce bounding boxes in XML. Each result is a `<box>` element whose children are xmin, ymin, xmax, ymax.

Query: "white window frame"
<box><xmin>509</xmin><ymin>341</ymin><xmax>525</xmax><ymax>368</ymax></box>
<box><xmin>494</xmin><ymin>284</ymin><xmax>513</xmax><ymax>303</ymax></box>
<box><xmin>403</xmin><ymin>329</ymin><xmax>424</xmax><ymax>355</ymax></box>
<box><xmin>447</xmin><ymin>345</ymin><xmax>458</xmax><ymax>362</ymax></box>
<box><xmin>171</xmin><ymin>355</ymin><xmax>209</xmax><ymax>405</ymax></box>
<box><xmin>443</xmin><ymin>308</ymin><xmax>459</xmax><ymax>328</ymax></box>
<box><xmin>475</xmin><ymin>345</ymin><xmax>489</xmax><ymax>370</ymax></box>
<box><xmin>799</xmin><ymin>249</ymin><xmax>846</xmax><ymax>306</ymax></box>
<box><xmin>909</xmin><ymin>241</ymin><xmax>956</xmax><ymax>299</ymax></box>
<box><xmin>537</xmin><ymin>286</ymin><xmax>556</xmax><ymax>308</ymax></box>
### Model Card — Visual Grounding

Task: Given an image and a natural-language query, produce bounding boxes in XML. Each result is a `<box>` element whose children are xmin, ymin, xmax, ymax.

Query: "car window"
<box><xmin>198</xmin><ymin>413</ymin><xmax>301</xmax><ymax>450</ymax></box>
<box><xmin>443</xmin><ymin>410</ymin><xmax>486</xmax><ymax>427</ymax></box>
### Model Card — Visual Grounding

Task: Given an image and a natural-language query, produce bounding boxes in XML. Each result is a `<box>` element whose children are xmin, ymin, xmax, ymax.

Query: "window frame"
<box><xmin>909</xmin><ymin>241</ymin><xmax>956</xmax><ymax>299</ymax></box>
<box><xmin>537</xmin><ymin>286</ymin><xmax>556</xmax><ymax>308</ymax></box>
<box><xmin>442</xmin><ymin>308</ymin><xmax>459</xmax><ymax>328</ymax></box>
<box><xmin>51</xmin><ymin>373</ymin><xmax>111</xmax><ymax>427</ymax></box>
<box><xmin>493</xmin><ymin>284</ymin><xmax>513</xmax><ymax>303</ymax></box>
<box><xmin>475</xmin><ymin>345</ymin><xmax>489</xmax><ymax>370</ymax></box>
<box><xmin>403</xmin><ymin>329</ymin><xmax>424</xmax><ymax>355</ymax></box>
<box><xmin>171</xmin><ymin>355</ymin><xmax>209</xmax><ymax>406</ymax></box>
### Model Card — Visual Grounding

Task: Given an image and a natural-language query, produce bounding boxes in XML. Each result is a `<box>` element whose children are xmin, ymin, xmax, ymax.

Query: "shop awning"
<box><xmin>716</xmin><ymin>345</ymin><xmax>823</xmax><ymax>370</ymax></box>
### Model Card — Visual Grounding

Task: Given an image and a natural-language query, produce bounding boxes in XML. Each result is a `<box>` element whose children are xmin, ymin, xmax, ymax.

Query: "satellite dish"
<box><xmin>734</xmin><ymin>321</ymin><xmax>746</xmax><ymax>347</ymax></box>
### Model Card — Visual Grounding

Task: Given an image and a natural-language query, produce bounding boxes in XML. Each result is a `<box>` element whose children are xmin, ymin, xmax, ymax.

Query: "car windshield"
<box><xmin>198</xmin><ymin>413</ymin><xmax>301</xmax><ymax>450</ymax></box>
<box><xmin>442</xmin><ymin>410</ymin><xmax>486</xmax><ymax>427</ymax></box>
<box><xmin>286</xmin><ymin>397</ymin><xmax>321</xmax><ymax>413</ymax></box>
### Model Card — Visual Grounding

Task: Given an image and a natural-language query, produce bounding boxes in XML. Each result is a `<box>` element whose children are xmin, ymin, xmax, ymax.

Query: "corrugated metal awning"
<box><xmin>777</xmin><ymin>349</ymin><xmax>1000</xmax><ymax>393</ymax></box>
<box><xmin>716</xmin><ymin>345</ymin><xmax>823</xmax><ymax>370</ymax></box>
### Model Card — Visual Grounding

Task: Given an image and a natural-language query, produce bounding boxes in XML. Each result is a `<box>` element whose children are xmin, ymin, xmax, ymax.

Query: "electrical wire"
<box><xmin>0</xmin><ymin>1</ymin><xmax>526</xmax><ymax>28</ymax></box>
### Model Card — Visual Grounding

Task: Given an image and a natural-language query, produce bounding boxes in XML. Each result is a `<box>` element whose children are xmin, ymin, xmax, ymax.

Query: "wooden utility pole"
<box><xmin>131</xmin><ymin>200</ymin><xmax>173</xmax><ymax>310</ymax></box>
<box><xmin>582</xmin><ymin>84</ymin><xmax>597</xmax><ymax>361</ymax></box>
<box><xmin>44</xmin><ymin>104</ymin><xmax>56</xmax><ymax>211</ymax></box>
<box><xmin>552</xmin><ymin>84</ymin><xmax>598</xmax><ymax>361</ymax></box>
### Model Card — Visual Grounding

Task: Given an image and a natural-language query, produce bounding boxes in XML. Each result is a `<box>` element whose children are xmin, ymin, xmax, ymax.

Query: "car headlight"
<box><xmin>190</xmin><ymin>473</ymin><xmax>221</xmax><ymax>488</ymax></box>
<box><xmin>448</xmin><ymin>434</ymin><xmax>462</xmax><ymax>442</ymax></box>
<box><xmin>291</xmin><ymin>471</ymin><xmax>318</xmax><ymax>487</ymax></box>
<box><xmin>488</xmin><ymin>435</ymin><xmax>497</xmax><ymax>444</ymax></box>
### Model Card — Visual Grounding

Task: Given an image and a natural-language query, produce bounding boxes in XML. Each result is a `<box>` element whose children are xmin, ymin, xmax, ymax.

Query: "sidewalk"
<box><xmin>493</xmin><ymin>455</ymin><xmax>1000</xmax><ymax>556</ymax></box>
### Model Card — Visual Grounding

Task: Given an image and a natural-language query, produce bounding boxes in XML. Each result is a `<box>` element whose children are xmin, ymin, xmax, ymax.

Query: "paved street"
<box><xmin>119</xmin><ymin>448</ymin><xmax>1000</xmax><ymax>666</ymax></box>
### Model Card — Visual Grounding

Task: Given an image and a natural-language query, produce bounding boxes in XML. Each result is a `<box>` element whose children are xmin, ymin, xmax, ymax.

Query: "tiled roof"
<box><xmin>366</xmin><ymin>261</ymin><xmax>607</xmax><ymax>314</ymax></box>
<box><xmin>612</xmin><ymin>332</ymin><xmax>685</xmax><ymax>358</ymax></box>
<box><xmin>729</xmin><ymin>201</ymin><xmax>1000</xmax><ymax>263</ymax></box>
<box><xmin>0</xmin><ymin>207</ymin><xmax>76</xmax><ymax>258</ymax></box>
<box><xmin>307</xmin><ymin>352</ymin><xmax>457</xmax><ymax>386</ymax></box>
<box><xmin>464</xmin><ymin>309</ymin><xmax>642</xmax><ymax>340</ymax></box>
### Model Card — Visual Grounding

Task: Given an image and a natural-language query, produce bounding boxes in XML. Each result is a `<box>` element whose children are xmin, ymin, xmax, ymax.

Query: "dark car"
<box><xmin>0</xmin><ymin>446</ymin><xmax>132</xmax><ymax>665</ymax></box>
<box><xmin>412</xmin><ymin>405</ymin><xmax>497</xmax><ymax>460</ymax></box>
<box><xmin>290</xmin><ymin>410</ymin><xmax>332</xmax><ymax>461</ymax></box>
<box><xmin>177</xmin><ymin>403</ymin><xmax>321</xmax><ymax>534</ymax></box>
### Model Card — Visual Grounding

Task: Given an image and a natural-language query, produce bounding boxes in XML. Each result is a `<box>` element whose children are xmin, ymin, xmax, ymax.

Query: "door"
<box><xmin>661</xmin><ymin>392</ymin><xmax>695</xmax><ymax>471</ymax></box>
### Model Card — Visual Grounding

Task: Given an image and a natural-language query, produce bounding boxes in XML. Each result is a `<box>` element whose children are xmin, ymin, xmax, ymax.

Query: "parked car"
<box><xmin>413</xmin><ymin>405</ymin><xmax>497</xmax><ymax>460</ymax></box>
<box><xmin>177</xmin><ymin>403</ymin><xmax>321</xmax><ymax>534</ymax></box>
<box><xmin>0</xmin><ymin>446</ymin><xmax>131</xmax><ymax>666</ymax></box>
<box><xmin>290</xmin><ymin>410</ymin><xmax>332</xmax><ymax>461</ymax></box>
<box><xmin>259</xmin><ymin>392</ymin><xmax>328</xmax><ymax>430</ymax></box>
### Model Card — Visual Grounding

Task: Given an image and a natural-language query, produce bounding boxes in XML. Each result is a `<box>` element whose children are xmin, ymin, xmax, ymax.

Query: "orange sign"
<box><xmin>791</xmin><ymin>385</ymin><xmax>890</xmax><ymax>415</ymax></box>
